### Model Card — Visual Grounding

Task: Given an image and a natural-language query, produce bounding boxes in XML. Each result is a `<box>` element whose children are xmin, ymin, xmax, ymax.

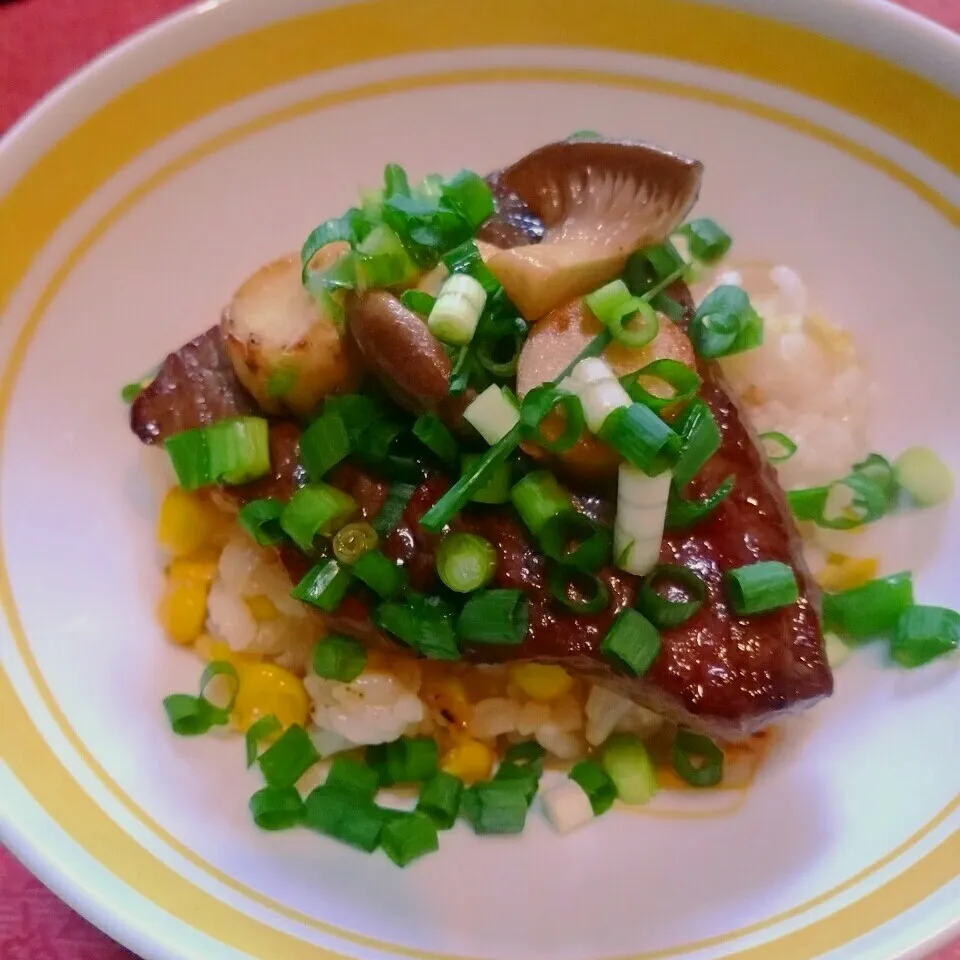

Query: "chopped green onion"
<box><xmin>265</xmin><ymin>365</ymin><xmax>298</xmax><ymax>399</ymax></box>
<box><xmin>326</xmin><ymin>755</ymin><xmax>380</xmax><ymax>801</ymax></box>
<box><xmin>381</xmin><ymin>194</ymin><xmax>469</xmax><ymax>267</ymax></box>
<box><xmin>565</xmin><ymin>356</ymin><xmax>632</xmax><ymax>434</ymax></box>
<box><xmin>891</xmin><ymin>605</ymin><xmax>960</xmax><ymax>667</ymax></box>
<box><xmin>824</xmin><ymin>631</ymin><xmax>852</xmax><ymax>669</ymax></box>
<box><xmin>614</xmin><ymin>464</ymin><xmax>671</xmax><ymax>577</ymax></box>
<box><xmin>367</xmin><ymin>736</ymin><xmax>439</xmax><ymax>786</ymax></box>
<box><xmin>520</xmin><ymin>385</ymin><xmax>585</xmax><ymax>454</ymax></box>
<box><xmin>504</xmin><ymin>741</ymin><xmax>546</xmax><ymax>767</ymax></box>
<box><xmin>689</xmin><ymin>286</ymin><xmax>763</xmax><ymax>358</ymax></box>
<box><xmin>323</xmin><ymin>394</ymin><xmax>384</xmax><ymax>442</ymax></box>
<box><xmin>162</xmin><ymin>694</ymin><xmax>220</xmax><ymax>737</ymax></box>
<box><xmin>620</xmin><ymin>359</ymin><xmax>701</xmax><ymax>414</ymax></box>
<box><xmin>671</xmin><ymin>399</ymin><xmax>720</xmax><ymax>488</ymax></box>
<box><xmin>852</xmin><ymin>452</ymin><xmax>898</xmax><ymax>502</ymax></box>
<box><xmin>442</xmin><ymin>239</ymin><xmax>501</xmax><ymax>294</ymax></box>
<box><xmin>351</xmin><ymin>549</ymin><xmax>406</xmax><ymax>599</ymax></box>
<box><xmin>412</xmin><ymin>414</ymin><xmax>459</xmax><ymax>466</ymax></box>
<box><xmin>400</xmin><ymin>289</ymin><xmax>437</xmax><ymax>317</ymax></box>
<box><xmin>607</xmin><ymin>297</ymin><xmax>660</xmax><ymax>348</ymax></box>
<box><xmin>258</xmin><ymin>724</ymin><xmax>320</xmax><ymax>789</ymax></box>
<box><xmin>457</xmin><ymin>589</ymin><xmax>529</xmax><ymax>645</ymax></box>
<box><xmin>300</xmin><ymin>413</ymin><xmax>351</xmax><ymax>480</ymax></box>
<box><xmin>598</xmin><ymin>403</ymin><xmax>681</xmax><ymax>477</ymax></box>
<box><xmin>383</xmin><ymin>162</ymin><xmax>410</xmax><ymax>198</ymax></box>
<box><xmin>601</xmin><ymin>734</ymin><xmax>658</xmax><ymax>805</ymax></box>
<box><xmin>120</xmin><ymin>366</ymin><xmax>157</xmax><ymax>403</ymax></box>
<box><xmin>372</xmin><ymin>481</ymin><xmax>416</xmax><ymax>537</ymax></box>
<box><xmin>510</xmin><ymin>470</ymin><xmax>572</xmax><ymax>537</ymax></box>
<box><xmin>461</xmin><ymin>779</ymin><xmax>530</xmax><ymax>834</ymax></box>
<box><xmin>585</xmin><ymin>279</ymin><xmax>634</xmax><ymax>326</ymax></box>
<box><xmin>381</xmin><ymin>811</ymin><xmax>440</xmax><ymax>866</ymax></box>
<box><xmin>436</xmin><ymin>532</ymin><xmax>497</xmax><ymax>593</ymax></box>
<box><xmin>245</xmin><ymin>714</ymin><xmax>281</xmax><ymax>767</ymax></box>
<box><xmin>300</xmin><ymin>208</ymin><xmax>367</xmax><ymax>288</ymax></box>
<box><xmin>822</xmin><ymin>572</ymin><xmax>914</xmax><ymax>642</ymax></box>
<box><xmin>601</xmin><ymin>608</ymin><xmax>660</xmax><ymax>675</ymax></box>
<box><xmin>416</xmin><ymin>772</ymin><xmax>464</xmax><ymax>829</ymax></box>
<box><xmin>375</xmin><ymin>595</ymin><xmax>460</xmax><ymax>660</ymax></box>
<box><xmin>547</xmin><ymin>564</ymin><xmax>610</xmax><ymax>614</ymax></box>
<box><xmin>281</xmin><ymin>484</ymin><xmax>356</xmax><ymax>552</ymax></box>
<box><xmin>788</xmin><ymin>473</ymin><xmax>887</xmax><ymax>530</ymax></box>
<box><xmin>665</xmin><ymin>476</ymin><xmax>734</xmax><ymax>530</ymax></box>
<box><xmin>464</xmin><ymin>384</ymin><xmax>520</xmax><ymax>445</ymax></box>
<box><xmin>725</xmin><ymin>561</ymin><xmax>799</xmax><ymax>615</ymax></box>
<box><xmin>355</xmin><ymin>223</ymin><xmax>418</xmax><ymax>289</ymax></box>
<box><xmin>238</xmin><ymin>499</ymin><xmax>286</xmax><ymax>547</ymax></box>
<box><xmin>476</xmin><ymin>325</ymin><xmax>525</xmax><ymax>378</ymax></box>
<box><xmin>492</xmin><ymin>760</ymin><xmax>541</xmax><ymax>805</ymax></box>
<box><xmin>893</xmin><ymin>447</ymin><xmax>954</xmax><ymax>507</ymax></box>
<box><xmin>461</xmin><ymin>454</ymin><xmax>511</xmax><ymax>504</ymax></box>
<box><xmin>428</xmin><ymin>273</ymin><xmax>488</xmax><ymax>346</ymax></box>
<box><xmin>332</xmin><ymin>521</ymin><xmax>378</xmax><ymax>565</ymax></box>
<box><xmin>249</xmin><ymin>786</ymin><xmax>305</xmax><ymax>831</ymax></box>
<box><xmin>198</xmin><ymin>660</ymin><xmax>240</xmax><ymax>719</ymax></box>
<box><xmin>637</xmin><ymin>564</ymin><xmax>706</xmax><ymax>629</ymax></box>
<box><xmin>678</xmin><ymin>218</ymin><xmax>732</xmax><ymax>264</ymax></box>
<box><xmin>539</xmin><ymin>511</ymin><xmax>611</xmax><ymax>572</ymax></box>
<box><xmin>312</xmin><ymin>634</ymin><xmax>367</xmax><ymax>682</ymax></box>
<box><xmin>439</xmin><ymin>169</ymin><xmax>495</xmax><ymax>230</ymax></box>
<box><xmin>673</xmin><ymin>729</ymin><xmax>724</xmax><ymax>787</ymax></box>
<box><xmin>567</xmin><ymin>129</ymin><xmax>601</xmax><ymax>140</ymax></box>
<box><xmin>303</xmin><ymin>785</ymin><xmax>383</xmax><ymax>852</ymax></box>
<box><xmin>759</xmin><ymin>431</ymin><xmax>797</xmax><ymax>464</ymax></box>
<box><xmin>291</xmin><ymin>559</ymin><xmax>354</xmax><ymax>612</ymax></box>
<box><xmin>568</xmin><ymin>760</ymin><xmax>617</xmax><ymax>815</ymax></box>
<box><xmin>164</xmin><ymin>417</ymin><xmax>271</xmax><ymax>490</ymax></box>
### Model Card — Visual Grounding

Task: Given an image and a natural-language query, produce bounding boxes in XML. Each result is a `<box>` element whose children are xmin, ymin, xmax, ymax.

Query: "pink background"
<box><xmin>0</xmin><ymin>0</ymin><xmax>957</xmax><ymax>957</ymax></box>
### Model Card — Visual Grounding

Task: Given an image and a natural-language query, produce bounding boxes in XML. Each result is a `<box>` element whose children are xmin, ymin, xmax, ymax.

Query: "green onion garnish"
<box><xmin>461</xmin><ymin>454</ymin><xmax>511</xmax><ymax>505</ymax></box>
<box><xmin>258</xmin><ymin>724</ymin><xmax>320</xmax><ymax>789</ymax></box>
<box><xmin>637</xmin><ymin>564</ymin><xmax>706</xmax><ymax>629</ymax></box>
<box><xmin>416</xmin><ymin>772</ymin><xmax>464</xmax><ymax>829</ymax></box>
<box><xmin>300</xmin><ymin>412</ymin><xmax>351</xmax><ymax>480</ymax></box>
<box><xmin>892</xmin><ymin>447</ymin><xmax>954</xmax><ymax>507</ymax></box>
<box><xmin>280</xmin><ymin>484</ymin><xmax>356</xmax><ymax>552</ymax></box>
<box><xmin>759</xmin><ymin>431</ymin><xmax>797</xmax><ymax>464</ymax></box>
<box><xmin>672</xmin><ymin>729</ymin><xmax>724</xmax><ymax>787</ymax></box>
<box><xmin>492</xmin><ymin>760</ymin><xmax>541</xmax><ymax>805</ymax></box>
<box><xmin>476</xmin><ymin>325</ymin><xmax>525</xmax><ymax>378</ymax></box>
<box><xmin>290</xmin><ymin>559</ymin><xmax>354</xmax><ymax>612</ymax></box>
<box><xmin>366</xmin><ymin>736</ymin><xmax>439</xmax><ymax>786</ymax></box>
<box><xmin>237</xmin><ymin>499</ymin><xmax>286</xmax><ymax>547</ymax></box>
<box><xmin>725</xmin><ymin>561</ymin><xmax>799</xmax><ymax>615</ymax></box>
<box><xmin>600</xmin><ymin>734</ymin><xmax>658</xmax><ymax>805</ymax></box>
<box><xmin>331</xmin><ymin>521</ymin><xmax>378</xmax><ymax>566</ymax></box>
<box><xmin>412</xmin><ymin>414</ymin><xmax>459</xmax><ymax>466</ymax></box>
<box><xmin>436</xmin><ymin>532</ymin><xmax>497</xmax><ymax>593</ymax></box>
<box><xmin>442</xmin><ymin>239</ymin><xmax>501</xmax><ymax>294</ymax></box>
<box><xmin>439</xmin><ymin>170</ymin><xmax>495</xmax><ymax>231</ymax></box>
<box><xmin>456</xmin><ymin>589</ymin><xmax>529</xmax><ymax>645</ymax></box>
<box><xmin>162</xmin><ymin>694</ymin><xmax>220</xmax><ymax>737</ymax></box>
<box><xmin>303</xmin><ymin>784</ymin><xmax>384</xmax><ymax>852</ymax></box>
<box><xmin>245</xmin><ymin>714</ymin><xmax>281</xmax><ymax>767</ymax></box>
<box><xmin>120</xmin><ymin>366</ymin><xmax>157</xmax><ymax>404</ymax></box>
<box><xmin>568</xmin><ymin>760</ymin><xmax>617</xmax><ymax>815</ymax></box>
<box><xmin>585</xmin><ymin>280</ymin><xmax>660</xmax><ymax>348</ymax></box>
<box><xmin>601</xmin><ymin>608</ymin><xmax>660</xmax><ymax>675</ymax></box>
<box><xmin>598</xmin><ymin>403</ymin><xmax>681</xmax><ymax>477</ymax></box>
<box><xmin>265</xmin><ymin>365</ymin><xmax>298</xmax><ymax>400</ymax></box>
<box><xmin>400</xmin><ymin>289</ymin><xmax>437</xmax><ymax>317</ymax></box>
<box><xmin>678</xmin><ymin>218</ymin><xmax>732</xmax><ymax>264</ymax></box>
<box><xmin>324</xmin><ymin>394</ymin><xmax>384</xmax><ymax>443</ymax></box>
<box><xmin>375</xmin><ymin>596</ymin><xmax>460</xmax><ymax>660</ymax></box>
<box><xmin>788</xmin><ymin>473</ymin><xmax>887</xmax><ymax>530</ymax></box>
<box><xmin>891</xmin><ymin>605</ymin><xmax>960</xmax><ymax>667</ymax></box>
<box><xmin>620</xmin><ymin>359</ymin><xmax>702</xmax><ymax>414</ymax></box>
<box><xmin>164</xmin><ymin>416</ymin><xmax>271</xmax><ymax>490</ymax></box>
<box><xmin>372</xmin><ymin>481</ymin><xmax>416</xmax><ymax>537</ymax></box>
<box><xmin>461</xmin><ymin>779</ymin><xmax>530</xmax><ymax>835</ymax></box>
<box><xmin>326</xmin><ymin>755</ymin><xmax>380</xmax><ymax>801</ymax></box>
<box><xmin>822</xmin><ymin>572</ymin><xmax>914</xmax><ymax>642</ymax></box>
<box><xmin>503</xmin><ymin>740</ymin><xmax>546</xmax><ymax>767</ymax></box>
<box><xmin>519</xmin><ymin>385</ymin><xmax>585</xmax><ymax>454</ymax></box>
<box><xmin>665</xmin><ymin>476</ymin><xmax>734</xmax><ymax>530</ymax></box>
<box><xmin>539</xmin><ymin>511</ymin><xmax>611</xmax><ymax>573</ymax></box>
<box><xmin>383</xmin><ymin>162</ymin><xmax>411</xmax><ymax>198</ymax></box>
<box><xmin>671</xmin><ymin>399</ymin><xmax>720</xmax><ymax>488</ymax></box>
<box><xmin>351</xmin><ymin>549</ymin><xmax>406</xmax><ymax>599</ymax></box>
<box><xmin>547</xmin><ymin>564</ymin><xmax>610</xmax><ymax>614</ymax></box>
<box><xmin>312</xmin><ymin>634</ymin><xmax>367</xmax><ymax>682</ymax></box>
<box><xmin>510</xmin><ymin>470</ymin><xmax>572</xmax><ymax>537</ymax></box>
<box><xmin>300</xmin><ymin>208</ymin><xmax>366</xmax><ymax>290</ymax></box>
<box><xmin>249</xmin><ymin>786</ymin><xmax>306</xmax><ymax>831</ymax></box>
<box><xmin>689</xmin><ymin>285</ymin><xmax>763</xmax><ymax>359</ymax></box>
<box><xmin>381</xmin><ymin>811</ymin><xmax>440</xmax><ymax>866</ymax></box>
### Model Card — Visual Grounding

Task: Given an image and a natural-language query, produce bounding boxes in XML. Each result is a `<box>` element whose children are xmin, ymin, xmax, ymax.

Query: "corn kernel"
<box><xmin>509</xmin><ymin>663</ymin><xmax>574</xmax><ymax>701</ymax></box>
<box><xmin>441</xmin><ymin>739</ymin><xmax>494</xmax><ymax>783</ymax></box>
<box><xmin>158</xmin><ymin>578</ymin><xmax>209</xmax><ymax>645</ymax></box>
<box><xmin>245</xmin><ymin>594</ymin><xmax>279</xmax><ymax>622</ymax></box>
<box><xmin>157</xmin><ymin>487</ymin><xmax>221</xmax><ymax>557</ymax></box>
<box><xmin>167</xmin><ymin>549</ymin><xmax>220</xmax><ymax>587</ymax></box>
<box><xmin>231</xmin><ymin>662</ymin><xmax>309</xmax><ymax>731</ymax></box>
<box><xmin>817</xmin><ymin>555</ymin><xmax>878</xmax><ymax>592</ymax></box>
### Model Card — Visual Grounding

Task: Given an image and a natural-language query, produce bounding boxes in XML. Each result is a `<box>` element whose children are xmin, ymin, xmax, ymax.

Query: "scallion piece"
<box><xmin>788</xmin><ymin>473</ymin><xmax>887</xmax><ymax>530</ymax></box>
<box><xmin>891</xmin><ymin>605</ymin><xmax>960</xmax><ymax>667</ymax></box>
<box><xmin>436</xmin><ymin>532</ymin><xmax>497</xmax><ymax>593</ymax></box>
<box><xmin>324</xmin><ymin>394</ymin><xmax>384</xmax><ymax>443</ymax></box>
<box><xmin>822</xmin><ymin>572</ymin><xmax>913</xmax><ymax>641</ymax></box>
<box><xmin>245</xmin><ymin>714</ymin><xmax>281</xmax><ymax>767</ymax></box>
<box><xmin>759</xmin><ymin>431</ymin><xmax>797</xmax><ymax>464</ymax></box>
<box><xmin>725</xmin><ymin>561</ymin><xmax>799</xmax><ymax>615</ymax></box>
<box><xmin>417</xmin><ymin>772</ymin><xmax>464</xmax><ymax>829</ymax></box>
<box><xmin>673</xmin><ymin>729</ymin><xmax>724</xmax><ymax>787</ymax></box>
<box><xmin>249</xmin><ymin>786</ymin><xmax>305</xmax><ymax>831</ymax></box>
<box><xmin>893</xmin><ymin>447</ymin><xmax>954</xmax><ymax>507</ymax></box>
<box><xmin>238</xmin><ymin>499</ymin><xmax>286</xmax><ymax>547</ymax></box>
<box><xmin>291</xmin><ymin>559</ymin><xmax>353</xmax><ymax>612</ymax></box>
<box><xmin>162</xmin><ymin>694</ymin><xmax>219</xmax><ymax>737</ymax></box>
<box><xmin>461</xmin><ymin>779</ymin><xmax>530</xmax><ymax>834</ymax></box>
<box><xmin>266</xmin><ymin>365</ymin><xmax>298</xmax><ymax>400</ymax></box>
<box><xmin>520</xmin><ymin>385</ymin><xmax>585</xmax><ymax>454</ymax></box>
<box><xmin>367</xmin><ymin>736</ymin><xmax>439</xmax><ymax>786</ymax></box>
<box><xmin>300</xmin><ymin>413</ymin><xmax>351</xmax><ymax>480</ymax></box>
<box><xmin>678</xmin><ymin>218</ymin><xmax>732</xmax><ymax>264</ymax></box>
<box><xmin>539</xmin><ymin>511</ymin><xmax>611</xmax><ymax>573</ymax></box>
<box><xmin>351</xmin><ymin>549</ymin><xmax>406</xmax><ymax>599</ymax></box>
<box><xmin>689</xmin><ymin>286</ymin><xmax>763</xmax><ymax>359</ymax></box>
<box><xmin>281</xmin><ymin>484</ymin><xmax>356</xmax><ymax>552</ymax></box>
<box><xmin>383</xmin><ymin>162</ymin><xmax>410</xmax><ymax>198</ymax></box>
<box><xmin>504</xmin><ymin>741</ymin><xmax>546</xmax><ymax>767</ymax></box>
<box><xmin>461</xmin><ymin>454</ymin><xmax>511</xmax><ymax>504</ymax></box>
<box><xmin>428</xmin><ymin>273</ymin><xmax>488</xmax><ymax>346</ymax></box>
<box><xmin>198</xmin><ymin>660</ymin><xmax>240</xmax><ymax>719</ymax></box>
<box><xmin>300</xmin><ymin>207</ymin><xmax>366</xmax><ymax>290</ymax></box>
<box><xmin>439</xmin><ymin>169</ymin><xmax>495</xmax><ymax>230</ymax></box>
<box><xmin>375</xmin><ymin>595</ymin><xmax>460</xmax><ymax>660</ymax></box>
<box><xmin>331</xmin><ymin>521</ymin><xmax>378</xmax><ymax>566</ymax></box>
<box><xmin>442</xmin><ymin>240</ymin><xmax>501</xmax><ymax>294</ymax></box>
<box><xmin>620</xmin><ymin>359</ymin><xmax>702</xmax><ymax>414</ymax></box>
<box><xmin>312</xmin><ymin>634</ymin><xmax>367</xmax><ymax>682</ymax></box>
<box><xmin>206</xmin><ymin>417</ymin><xmax>271</xmax><ymax>485</ymax></box>
<box><xmin>510</xmin><ymin>470</ymin><xmax>572</xmax><ymax>537</ymax></box>
<box><xmin>607</xmin><ymin>297</ymin><xmax>660</xmax><ymax>348</ymax></box>
<box><xmin>464</xmin><ymin>384</ymin><xmax>521</xmax><ymax>446</ymax></box>
<box><xmin>665</xmin><ymin>476</ymin><xmax>734</xmax><ymax>530</ymax></box>
<box><xmin>671</xmin><ymin>399</ymin><xmax>720</xmax><ymax>488</ymax></box>
<box><xmin>476</xmin><ymin>325</ymin><xmax>525</xmax><ymax>378</ymax></box>
<box><xmin>569</xmin><ymin>760</ymin><xmax>617</xmax><ymax>815</ymax></box>
<box><xmin>381</xmin><ymin>811</ymin><xmax>440</xmax><ymax>866</ymax></box>
<box><xmin>493</xmin><ymin>761</ymin><xmax>541</xmax><ymax>806</ymax></box>
<box><xmin>601</xmin><ymin>734</ymin><xmax>658</xmax><ymax>805</ymax></box>
<box><xmin>457</xmin><ymin>589</ymin><xmax>529</xmax><ymax>645</ymax></box>
<box><xmin>258</xmin><ymin>724</ymin><xmax>320</xmax><ymax>789</ymax></box>
<box><xmin>601</xmin><ymin>608</ymin><xmax>660</xmax><ymax>675</ymax></box>
<box><xmin>598</xmin><ymin>403</ymin><xmax>681</xmax><ymax>477</ymax></box>
<box><xmin>547</xmin><ymin>564</ymin><xmax>610</xmax><ymax>615</ymax></box>
<box><xmin>413</xmin><ymin>414</ymin><xmax>459</xmax><ymax>465</ymax></box>
<box><xmin>303</xmin><ymin>784</ymin><xmax>383</xmax><ymax>852</ymax></box>
<box><xmin>400</xmin><ymin>289</ymin><xmax>437</xmax><ymax>317</ymax></box>
<box><xmin>326</xmin><ymin>755</ymin><xmax>380</xmax><ymax>801</ymax></box>
<box><xmin>355</xmin><ymin>224</ymin><xmax>418</xmax><ymax>289</ymax></box>
<box><xmin>637</xmin><ymin>564</ymin><xmax>706</xmax><ymax>629</ymax></box>
<box><xmin>373</xmin><ymin>481</ymin><xmax>416</xmax><ymax>537</ymax></box>
<box><xmin>585</xmin><ymin>279</ymin><xmax>633</xmax><ymax>326</ymax></box>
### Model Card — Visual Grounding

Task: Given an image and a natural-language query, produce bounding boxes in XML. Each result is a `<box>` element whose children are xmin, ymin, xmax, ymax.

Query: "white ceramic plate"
<box><xmin>1</xmin><ymin>1</ymin><xmax>958</xmax><ymax>959</ymax></box>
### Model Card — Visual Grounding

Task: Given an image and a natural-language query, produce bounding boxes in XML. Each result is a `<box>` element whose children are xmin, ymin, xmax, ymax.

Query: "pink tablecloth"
<box><xmin>0</xmin><ymin>0</ymin><xmax>957</xmax><ymax>957</ymax></box>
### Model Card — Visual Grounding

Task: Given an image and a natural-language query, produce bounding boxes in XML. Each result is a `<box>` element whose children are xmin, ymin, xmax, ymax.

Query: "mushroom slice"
<box><xmin>485</xmin><ymin>139</ymin><xmax>702</xmax><ymax>320</ymax></box>
<box><xmin>221</xmin><ymin>247</ymin><xmax>357</xmax><ymax>416</ymax></box>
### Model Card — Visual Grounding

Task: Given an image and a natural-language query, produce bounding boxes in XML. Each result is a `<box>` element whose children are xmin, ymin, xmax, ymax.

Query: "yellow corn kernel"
<box><xmin>167</xmin><ymin>549</ymin><xmax>220</xmax><ymax>587</ymax></box>
<box><xmin>245</xmin><ymin>594</ymin><xmax>279</xmax><ymax>622</ymax></box>
<box><xmin>441</xmin><ymin>739</ymin><xmax>494</xmax><ymax>784</ymax></box>
<box><xmin>509</xmin><ymin>663</ymin><xmax>574</xmax><ymax>701</ymax></box>
<box><xmin>157</xmin><ymin>487</ymin><xmax>221</xmax><ymax>557</ymax></box>
<box><xmin>158</xmin><ymin>578</ymin><xmax>209</xmax><ymax>645</ymax></box>
<box><xmin>231</xmin><ymin>662</ymin><xmax>309</xmax><ymax>732</ymax></box>
<box><xmin>817</xmin><ymin>555</ymin><xmax>878</xmax><ymax>592</ymax></box>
